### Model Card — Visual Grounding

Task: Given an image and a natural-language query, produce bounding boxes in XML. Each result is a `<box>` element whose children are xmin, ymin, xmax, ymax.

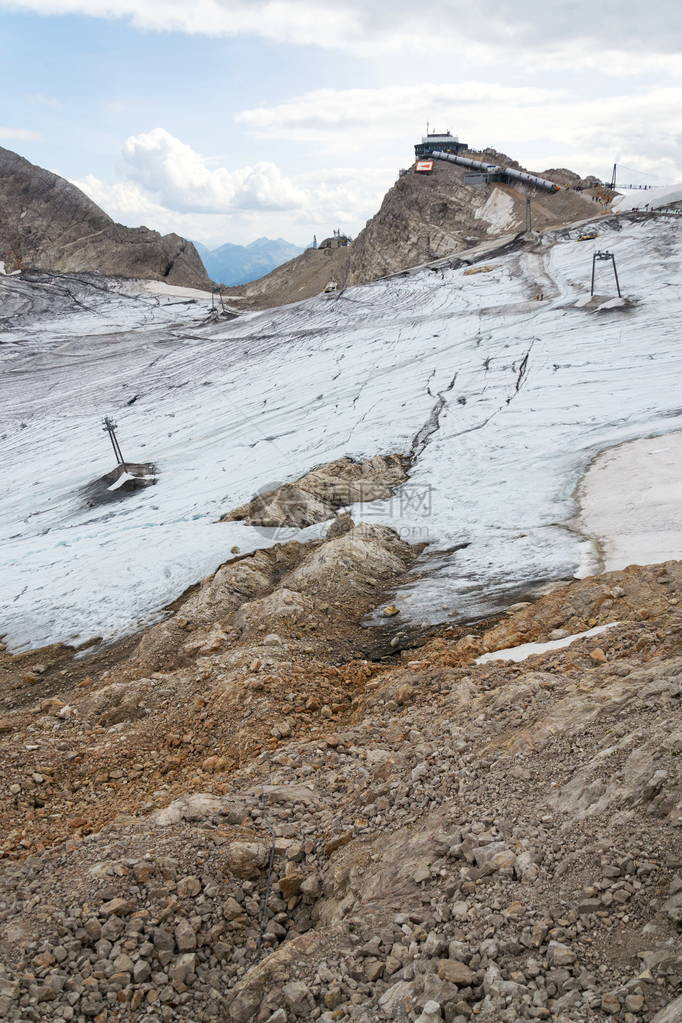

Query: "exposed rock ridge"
<box><xmin>0</xmin><ymin>146</ymin><xmax>210</xmax><ymax>288</ymax></box>
<box><xmin>223</xmin><ymin>454</ymin><xmax>410</xmax><ymax>528</ymax></box>
<box><xmin>226</xmin><ymin>150</ymin><xmax>602</xmax><ymax>309</ymax></box>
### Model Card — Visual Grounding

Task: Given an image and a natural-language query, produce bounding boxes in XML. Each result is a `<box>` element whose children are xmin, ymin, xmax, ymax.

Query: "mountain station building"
<box><xmin>414</xmin><ymin>131</ymin><xmax>469</xmax><ymax>160</ymax></box>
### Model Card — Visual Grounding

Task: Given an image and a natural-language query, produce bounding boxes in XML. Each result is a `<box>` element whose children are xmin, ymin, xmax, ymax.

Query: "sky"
<box><xmin>0</xmin><ymin>1</ymin><xmax>681</xmax><ymax>247</ymax></box>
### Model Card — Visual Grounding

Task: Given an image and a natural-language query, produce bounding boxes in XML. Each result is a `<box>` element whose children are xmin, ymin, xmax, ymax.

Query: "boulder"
<box><xmin>652</xmin><ymin>995</ymin><xmax>682</xmax><ymax>1023</ymax></box>
<box><xmin>225</xmin><ymin>841</ymin><xmax>269</xmax><ymax>879</ymax></box>
<box><xmin>436</xmin><ymin>959</ymin><xmax>475</xmax><ymax>986</ymax></box>
<box><xmin>282</xmin><ymin>981</ymin><xmax>314</xmax><ymax>1016</ymax></box>
<box><xmin>547</xmin><ymin>941</ymin><xmax>576</xmax><ymax>966</ymax></box>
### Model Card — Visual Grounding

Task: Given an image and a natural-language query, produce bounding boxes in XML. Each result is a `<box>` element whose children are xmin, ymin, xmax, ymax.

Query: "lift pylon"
<box><xmin>591</xmin><ymin>251</ymin><xmax>621</xmax><ymax>298</ymax></box>
<box><xmin>102</xmin><ymin>416</ymin><xmax>127</xmax><ymax>470</ymax></box>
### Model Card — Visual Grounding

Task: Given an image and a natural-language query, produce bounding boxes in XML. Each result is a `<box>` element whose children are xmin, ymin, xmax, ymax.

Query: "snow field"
<box><xmin>2</xmin><ymin>217</ymin><xmax>682</xmax><ymax>650</ymax></box>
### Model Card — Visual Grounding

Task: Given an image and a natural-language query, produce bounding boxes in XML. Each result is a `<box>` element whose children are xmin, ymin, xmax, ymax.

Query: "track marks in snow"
<box><xmin>3</xmin><ymin>219</ymin><xmax>682</xmax><ymax>649</ymax></box>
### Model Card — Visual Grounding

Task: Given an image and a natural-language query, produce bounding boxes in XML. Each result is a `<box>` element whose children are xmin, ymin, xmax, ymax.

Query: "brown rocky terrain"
<box><xmin>224</xmin><ymin>245</ymin><xmax>352</xmax><ymax>311</ymax></box>
<box><xmin>0</xmin><ymin>458</ymin><xmax>680</xmax><ymax>1022</ymax></box>
<box><xmin>226</xmin><ymin>153</ymin><xmax>604</xmax><ymax>310</ymax></box>
<box><xmin>223</xmin><ymin>455</ymin><xmax>409</xmax><ymax>529</ymax></box>
<box><xmin>343</xmin><ymin>155</ymin><xmax>601</xmax><ymax>288</ymax></box>
<box><xmin>0</xmin><ymin>146</ymin><xmax>210</xmax><ymax>288</ymax></box>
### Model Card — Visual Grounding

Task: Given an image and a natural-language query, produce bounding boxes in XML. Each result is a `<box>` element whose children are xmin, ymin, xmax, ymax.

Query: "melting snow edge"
<box><xmin>476</xmin><ymin>622</ymin><xmax>621</xmax><ymax>664</ymax></box>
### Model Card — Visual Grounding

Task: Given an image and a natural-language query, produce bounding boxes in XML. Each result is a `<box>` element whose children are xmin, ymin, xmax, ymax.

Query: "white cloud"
<box><xmin>237</xmin><ymin>82</ymin><xmax>682</xmax><ymax>181</ymax></box>
<box><xmin>0</xmin><ymin>0</ymin><xmax>360</xmax><ymax>49</ymax></box>
<box><xmin>0</xmin><ymin>127</ymin><xmax>40</xmax><ymax>140</ymax></box>
<box><xmin>237</xmin><ymin>83</ymin><xmax>565</xmax><ymax>146</ymax></box>
<box><xmin>120</xmin><ymin>128</ymin><xmax>306</xmax><ymax>213</ymax></box>
<box><xmin>71</xmin><ymin>78</ymin><xmax>682</xmax><ymax>250</ymax></box>
<box><xmin>72</xmin><ymin>133</ymin><xmax>396</xmax><ymax>245</ymax></box>
<box><xmin>74</xmin><ymin>174</ymin><xmax>161</xmax><ymax>219</ymax></box>
<box><xmin>72</xmin><ymin>173</ymin><xmax>233</xmax><ymax>243</ymax></box>
<box><xmin>295</xmin><ymin>166</ymin><xmax>393</xmax><ymax>224</ymax></box>
<box><xmin>1</xmin><ymin>0</ymin><xmax>680</xmax><ymax>64</ymax></box>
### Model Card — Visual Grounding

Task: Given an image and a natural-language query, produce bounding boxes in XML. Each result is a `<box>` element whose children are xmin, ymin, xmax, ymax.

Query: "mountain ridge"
<box><xmin>225</xmin><ymin>150</ymin><xmax>605</xmax><ymax>309</ymax></box>
<box><xmin>0</xmin><ymin>146</ymin><xmax>210</xmax><ymax>288</ymax></box>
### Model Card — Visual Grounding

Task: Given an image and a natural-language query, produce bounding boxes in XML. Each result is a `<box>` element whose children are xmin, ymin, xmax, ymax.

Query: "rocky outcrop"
<box><xmin>0</xmin><ymin>146</ymin><xmax>210</xmax><ymax>287</ymax></box>
<box><xmin>344</xmin><ymin>157</ymin><xmax>599</xmax><ymax>287</ymax></box>
<box><xmin>223</xmin><ymin>454</ymin><xmax>409</xmax><ymax>528</ymax></box>
<box><xmin>0</xmin><ymin>557</ymin><xmax>681</xmax><ymax>1021</ymax></box>
<box><xmin>108</xmin><ymin>516</ymin><xmax>417</xmax><ymax>679</ymax></box>
<box><xmin>344</xmin><ymin>160</ymin><xmax>494</xmax><ymax>285</ymax></box>
<box><xmin>226</xmin><ymin>150</ymin><xmax>600</xmax><ymax>308</ymax></box>
<box><xmin>540</xmin><ymin>167</ymin><xmax>603</xmax><ymax>190</ymax></box>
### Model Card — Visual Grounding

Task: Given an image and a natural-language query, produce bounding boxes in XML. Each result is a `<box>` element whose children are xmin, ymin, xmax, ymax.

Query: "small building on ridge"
<box><xmin>414</xmin><ymin>130</ymin><xmax>469</xmax><ymax>161</ymax></box>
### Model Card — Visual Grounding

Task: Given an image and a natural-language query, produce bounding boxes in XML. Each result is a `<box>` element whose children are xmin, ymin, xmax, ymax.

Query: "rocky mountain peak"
<box><xmin>226</xmin><ymin>149</ymin><xmax>604</xmax><ymax>309</ymax></box>
<box><xmin>0</xmin><ymin>146</ymin><xmax>210</xmax><ymax>288</ymax></box>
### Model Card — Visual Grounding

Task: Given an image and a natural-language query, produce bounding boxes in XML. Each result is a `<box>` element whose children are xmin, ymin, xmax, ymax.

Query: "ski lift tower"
<box><xmin>591</xmin><ymin>251</ymin><xmax>622</xmax><ymax>298</ymax></box>
<box><xmin>102</xmin><ymin>416</ymin><xmax>127</xmax><ymax>471</ymax></box>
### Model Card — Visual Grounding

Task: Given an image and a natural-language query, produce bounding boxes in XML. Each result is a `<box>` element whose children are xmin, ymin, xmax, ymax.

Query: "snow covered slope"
<box><xmin>2</xmin><ymin>215</ymin><xmax>681</xmax><ymax>652</ymax></box>
<box><xmin>613</xmin><ymin>185</ymin><xmax>682</xmax><ymax>212</ymax></box>
<box><xmin>578</xmin><ymin>431</ymin><xmax>682</xmax><ymax>572</ymax></box>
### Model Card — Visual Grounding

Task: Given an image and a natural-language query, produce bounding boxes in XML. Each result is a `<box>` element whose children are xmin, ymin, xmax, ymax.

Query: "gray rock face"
<box><xmin>344</xmin><ymin>155</ymin><xmax>598</xmax><ymax>286</ymax></box>
<box><xmin>223</xmin><ymin>454</ymin><xmax>409</xmax><ymax>529</ymax></box>
<box><xmin>0</xmin><ymin>145</ymin><xmax>210</xmax><ymax>287</ymax></box>
<box><xmin>652</xmin><ymin>994</ymin><xmax>682</xmax><ymax>1023</ymax></box>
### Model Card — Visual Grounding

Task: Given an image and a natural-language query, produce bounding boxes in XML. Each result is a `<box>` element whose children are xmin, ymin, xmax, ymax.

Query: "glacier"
<box><xmin>1</xmin><ymin>213</ymin><xmax>681</xmax><ymax>652</ymax></box>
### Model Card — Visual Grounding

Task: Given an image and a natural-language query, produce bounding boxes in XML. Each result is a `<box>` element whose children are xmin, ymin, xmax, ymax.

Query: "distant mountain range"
<box><xmin>194</xmin><ymin>237</ymin><xmax>304</xmax><ymax>285</ymax></box>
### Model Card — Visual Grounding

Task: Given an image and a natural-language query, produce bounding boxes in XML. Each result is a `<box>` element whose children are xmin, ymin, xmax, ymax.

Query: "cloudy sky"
<box><xmin>1</xmin><ymin>1</ymin><xmax>680</xmax><ymax>246</ymax></box>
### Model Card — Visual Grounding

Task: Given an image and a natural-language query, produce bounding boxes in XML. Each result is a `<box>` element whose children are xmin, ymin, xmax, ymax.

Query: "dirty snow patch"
<box><xmin>578</xmin><ymin>431</ymin><xmax>682</xmax><ymax>571</ymax></box>
<box><xmin>476</xmin><ymin>622</ymin><xmax>620</xmax><ymax>664</ymax></box>
<box><xmin>476</xmin><ymin>188</ymin><xmax>516</xmax><ymax>235</ymax></box>
<box><xmin>136</xmin><ymin>280</ymin><xmax>214</xmax><ymax>301</ymax></box>
<box><xmin>613</xmin><ymin>185</ymin><xmax>682</xmax><ymax>212</ymax></box>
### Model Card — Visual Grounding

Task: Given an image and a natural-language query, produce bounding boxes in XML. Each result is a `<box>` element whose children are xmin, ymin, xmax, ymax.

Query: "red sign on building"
<box><xmin>416</xmin><ymin>160</ymin><xmax>434</xmax><ymax>173</ymax></box>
